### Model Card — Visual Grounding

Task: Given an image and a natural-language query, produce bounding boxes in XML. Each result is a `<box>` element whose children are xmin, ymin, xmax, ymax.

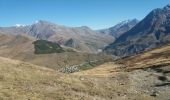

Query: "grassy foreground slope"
<box><xmin>0</xmin><ymin>56</ymin><xmax>155</xmax><ymax>100</ymax></box>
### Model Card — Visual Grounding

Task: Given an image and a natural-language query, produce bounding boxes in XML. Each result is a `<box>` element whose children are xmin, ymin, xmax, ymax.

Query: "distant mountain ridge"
<box><xmin>98</xmin><ymin>19</ymin><xmax>139</xmax><ymax>41</ymax></box>
<box><xmin>104</xmin><ymin>4</ymin><xmax>170</xmax><ymax>57</ymax></box>
<box><xmin>0</xmin><ymin>20</ymin><xmax>114</xmax><ymax>53</ymax></box>
<box><xmin>0</xmin><ymin>19</ymin><xmax>139</xmax><ymax>53</ymax></box>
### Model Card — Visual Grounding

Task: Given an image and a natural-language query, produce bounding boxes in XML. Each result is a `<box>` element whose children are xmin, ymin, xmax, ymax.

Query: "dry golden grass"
<box><xmin>0</xmin><ymin>56</ymin><xmax>154</xmax><ymax>100</ymax></box>
<box><xmin>116</xmin><ymin>44</ymin><xmax>170</xmax><ymax>71</ymax></box>
<box><xmin>73</xmin><ymin>62</ymin><xmax>121</xmax><ymax>76</ymax></box>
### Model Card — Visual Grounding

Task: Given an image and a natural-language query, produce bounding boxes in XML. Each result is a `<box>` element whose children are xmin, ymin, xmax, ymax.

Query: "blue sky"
<box><xmin>0</xmin><ymin>0</ymin><xmax>170</xmax><ymax>29</ymax></box>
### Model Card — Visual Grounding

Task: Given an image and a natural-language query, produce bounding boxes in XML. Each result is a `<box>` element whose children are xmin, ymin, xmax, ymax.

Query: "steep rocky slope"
<box><xmin>104</xmin><ymin>5</ymin><xmax>170</xmax><ymax>57</ymax></box>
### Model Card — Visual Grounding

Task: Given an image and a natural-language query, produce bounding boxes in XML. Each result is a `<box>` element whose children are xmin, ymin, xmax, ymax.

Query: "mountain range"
<box><xmin>104</xmin><ymin>4</ymin><xmax>170</xmax><ymax>57</ymax></box>
<box><xmin>1</xmin><ymin>5</ymin><xmax>170</xmax><ymax>58</ymax></box>
<box><xmin>0</xmin><ymin>19</ymin><xmax>139</xmax><ymax>53</ymax></box>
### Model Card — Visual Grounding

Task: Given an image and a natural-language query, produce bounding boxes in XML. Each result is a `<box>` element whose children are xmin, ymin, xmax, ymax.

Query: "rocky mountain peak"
<box><xmin>130</xmin><ymin>19</ymin><xmax>139</xmax><ymax>23</ymax></box>
<box><xmin>113</xmin><ymin>19</ymin><xmax>139</xmax><ymax>29</ymax></box>
<box><xmin>80</xmin><ymin>26</ymin><xmax>91</xmax><ymax>29</ymax></box>
<box><xmin>98</xmin><ymin>19</ymin><xmax>139</xmax><ymax>40</ymax></box>
<box><xmin>163</xmin><ymin>4</ymin><xmax>170</xmax><ymax>11</ymax></box>
<box><xmin>33</xmin><ymin>20</ymin><xmax>56</xmax><ymax>26</ymax></box>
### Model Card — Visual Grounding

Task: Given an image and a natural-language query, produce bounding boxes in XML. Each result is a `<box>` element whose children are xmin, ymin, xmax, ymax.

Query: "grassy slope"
<box><xmin>0</xmin><ymin>56</ymin><xmax>153</xmax><ymax>100</ymax></box>
<box><xmin>2</xmin><ymin>39</ymin><xmax>169</xmax><ymax>100</ymax></box>
<box><xmin>116</xmin><ymin>44</ymin><xmax>170</xmax><ymax>71</ymax></box>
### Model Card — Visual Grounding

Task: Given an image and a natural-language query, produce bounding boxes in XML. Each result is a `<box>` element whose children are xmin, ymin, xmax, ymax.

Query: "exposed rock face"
<box><xmin>104</xmin><ymin>5</ymin><xmax>170</xmax><ymax>57</ymax></box>
<box><xmin>28</xmin><ymin>20</ymin><xmax>56</xmax><ymax>39</ymax></box>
